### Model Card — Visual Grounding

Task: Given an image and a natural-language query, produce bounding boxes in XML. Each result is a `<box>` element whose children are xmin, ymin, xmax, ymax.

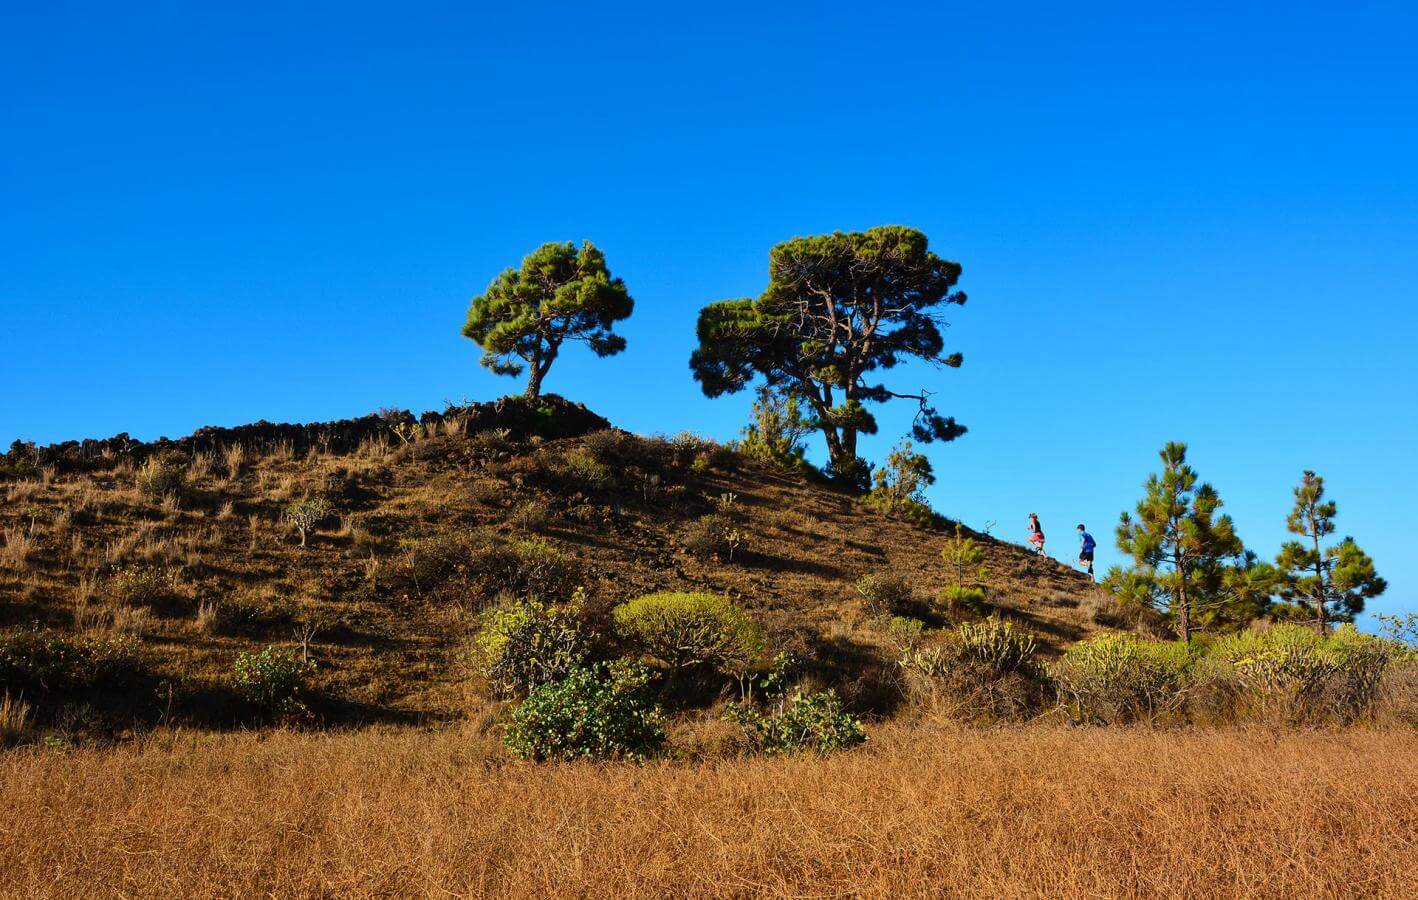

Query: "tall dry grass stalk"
<box><xmin>0</xmin><ymin>525</ymin><xmax>34</xmax><ymax>571</ymax></box>
<box><xmin>0</xmin><ymin>694</ymin><xmax>31</xmax><ymax>747</ymax></box>
<box><xmin>0</xmin><ymin>726</ymin><xmax>1412</xmax><ymax>898</ymax></box>
<box><xmin>221</xmin><ymin>442</ymin><xmax>247</xmax><ymax>480</ymax></box>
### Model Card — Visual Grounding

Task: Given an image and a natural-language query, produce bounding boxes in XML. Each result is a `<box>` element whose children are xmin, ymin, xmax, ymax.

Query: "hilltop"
<box><xmin>0</xmin><ymin>395</ymin><xmax>1106</xmax><ymax>736</ymax></box>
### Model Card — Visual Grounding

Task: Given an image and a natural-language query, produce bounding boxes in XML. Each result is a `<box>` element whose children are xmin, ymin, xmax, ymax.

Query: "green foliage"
<box><xmin>472</xmin><ymin>600</ymin><xmax>587</xmax><ymax>699</ymax></box>
<box><xmin>738</xmin><ymin>385</ymin><xmax>814</xmax><ymax>469</ymax></box>
<box><xmin>725</xmin><ymin>689</ymin><xmax>867</xmax><ymax>756</ymax></box>
<box><xmin>502</xmin><ymin>662</ymin><xmax>666</xmax><ymax>762</ymax></box>
<box><xmin>1273</xmin><ymin>471</ymin><xmax>1385</xmax><ymax>631</ymax></box>
<box><xmin>1112</xmin><ymin>442</ymin><xmax>1251</xmax><ymax>641</ymax></box>
<box><xmin>1377</xmin><ymin>612</ymin><xmax>1418</xmax><ymax>651</ymax></box>
<box><xmin>855</xmin><ymin>571</ymin><xmax>914</xmax><ymax>616</ymax></box>
<box><xmin>939</xmin><ymin>524</ymin><xmax>986</xmax><ymax>585</ymax></box>
<box><xmin>939</xmin><ymin>584</ymin><xmax>988</xmax><ymax>617</ymax></box>
<box><xmin>136</xmin><ymin>450</ymin><xmax>188</xmax><ymax>500</ymax></box>
<box><xmin>689</xmin><ymin>226</ymin><xmax>969</xmax><ymax>481</ymax></box>
<box><xmin>462</xmin><ymin>240</ymin><xmax>633</xmax><ymax>399</ymax></box>
<box><xmin>680</xmin><ymin>514</ymin><xmax>746</xmax><ymax>561</ymax></box>
<box><xmin>1051</xmin><ymin>633</ymin><xmax>1198</xmax><ymax>724</ymax></box>
<box><xmin>470</xmin><ymin>539</ymin><xmax>583</xmax><ymax>602</ymax></box>
<box><xmin>232</xmin><ymin>646</ymin><xmax>313</xmax><ymax>716</ymax></box>
<box><xmin>865</xmin><ymin>440</ymin><xmax>936</xmax><ymax>521</ymax></box>
<box><xmin>613</xmin><ymin>592</ymin><xmax>767</xmax><ymax>677</ymax></box>
<box><xmin>0</xmin><ymin>629</ymin><xmax>141</xmax><ymax>697</ymax></box>
<box><xmin>284</xmin><ymin>497</ymin><xmax>334</xmax><ymax>547</ymax></box>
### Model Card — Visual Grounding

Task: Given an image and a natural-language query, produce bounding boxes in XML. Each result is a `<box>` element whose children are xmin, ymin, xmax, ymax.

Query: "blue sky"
<box><xmin>3</xmin><ymin>2</ymin><xmax>1414</xmax><ymax>625</ymax></box>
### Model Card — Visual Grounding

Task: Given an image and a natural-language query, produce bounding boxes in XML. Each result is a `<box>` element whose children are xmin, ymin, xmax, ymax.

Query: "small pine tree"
<box><xmin>739</xmin><ymin>385</ymin><xmax>813</xmax><ymax>466</ymax></box>
<box><xmin>869</xmin><ymin>440</ymin><xmax>934</xmax><ymax>510</ymax></box>
<box><xmin>1113</xmin><ymin>442</ymin><xmax>1245</xmax><ymax>642</ymax></box>
<box><xmin>1274</xmin><ymin>471</ymin><xmax>1385</xmax><ymax>633</ymax></box>
<box><xmin>462</xmin><ymin>241</ymin><xmax>633</xmax><ymax>399</ymax></box>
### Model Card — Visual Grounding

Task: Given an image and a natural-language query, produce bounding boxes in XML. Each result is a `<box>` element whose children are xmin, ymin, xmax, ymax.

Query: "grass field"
<box><xmin>2</xmin><ymin>724</ymin><xmax>1413</xmax><ymax>898</ymax></box>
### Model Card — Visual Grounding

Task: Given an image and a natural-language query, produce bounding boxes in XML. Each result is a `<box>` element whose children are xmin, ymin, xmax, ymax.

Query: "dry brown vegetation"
<box><xmin>0</xmin><ymin>724</ymin><xmax>1411</xmax><ymax>898</ymax></box>
<box><xmin>0</xmin><ymin>401</ymin><xmax>1105</xmax><ymax>736</ymax></box>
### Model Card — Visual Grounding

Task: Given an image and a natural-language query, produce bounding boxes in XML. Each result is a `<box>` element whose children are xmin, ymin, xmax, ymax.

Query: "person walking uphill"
<box><xmin>1077</xmin><ymin>524</ymin><xmax>1096</xmax><ymax>579</ymax></box>
<box><xmin>1027</xmin><ymin>513</ymin><xmax>1045</xmax><ymax>556</ymax></box>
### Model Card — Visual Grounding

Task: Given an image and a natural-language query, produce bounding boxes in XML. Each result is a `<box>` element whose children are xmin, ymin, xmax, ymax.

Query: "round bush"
<box><xmin>613</xmin><ymin>592</ymin><xmax>766</xmax><ymax>676</ymax></box>
<box><xmin>472</xmin><ymin>600</ymin><xmax>587</xmax><ymax>698</ymax></box>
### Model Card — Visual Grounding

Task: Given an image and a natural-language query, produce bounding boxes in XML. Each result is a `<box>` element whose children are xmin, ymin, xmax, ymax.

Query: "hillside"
<box><xmin>0</xmin><ymin>395</ymin><xmax>1106</xmax><ymax>737</ymax></box>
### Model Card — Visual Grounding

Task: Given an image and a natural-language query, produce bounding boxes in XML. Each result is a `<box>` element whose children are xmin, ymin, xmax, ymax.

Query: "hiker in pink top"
<box><xmin>1027</xmin><ymin>512</ymin><xmax>1045</xmax><ymax>555</ymax></box>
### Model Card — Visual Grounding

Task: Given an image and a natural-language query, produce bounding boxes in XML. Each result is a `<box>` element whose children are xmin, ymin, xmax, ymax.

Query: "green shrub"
<box><xmin>680</xmin><ymin>514</ymin><xmax>745</xmax><ymax>561</ymax></box>
<box><xmin>232</xmin><ymin>646</ymin><xmax>313</xmax><ymax>716</ymax></box>
<box><xmin>613</xmin><ymin>592</ymin><xmax>767</xmax><ymax>678</ymax></box>
<box><xmin>939</xmin><ymin>584</ymin><xmax>988</xmax><ymax>616</ymax></box>
<box><xmin>898</xmin><ymin>619</ymin><xmax>1044</xmax><ymax>721</ymax></box>
<box><xmin>136</xmin><ymin>450</ymin><xmax>188</xmax><ymax>500</ymax></box>
<box><xmin>886</xmin><ymin>616</ymin><xmax>925</xmax><ymax>651</ymax></box>
<box><xmin>503</xmin><ymin>663</ymin><xmax>666</xmax><ymax>762</ymax></box>
<box><xmin>472</xmin><ymin>600</ymin><xmax>588</xmax><ymax>698</ymax></box>
<box><xmin>855</xmin><ymin>572</ymin><xmax>914</xmax><ymax>616</ymax></box>
<box><xmin>0</xmin><ymin>629</ymin><xmax>140</xmax><ymax>697</ymax></box>
<box><xmin>1052</xmin><ymin>634</ymin><xmax>1195</xmax><ymax>724</ymax></box>
<box><xmin>559</xmin><ymin>448</ymin><xmax>616</xmax><ymax>492</ymax></box>
<box><xmin>940</xmin><ymin>524</ymin><xmax>987</xmax><ymax>586</ymax></box>
<box><xmin>726</xmin><ymin>690</ymin><xmax>866</xmax><ymax>756</ymax></box>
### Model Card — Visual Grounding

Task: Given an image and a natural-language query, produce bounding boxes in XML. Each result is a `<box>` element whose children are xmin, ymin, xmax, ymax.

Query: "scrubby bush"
<box><xmin>469</xmin><ymin>538</ymin><xmax>583</xmax><ymax>602</ymax></box>
<box><xmin>0</xmin><ymin>629</ymin><xmax>140</xmax><ymax>698</ymax></box>
<box><xmin>1051</xmin><ymin>633</ymin><xmax>1196</xmax><ymax>725</ymax></box>
<box><xmin>559</xmin><ymin>448</ymin><xmax>616</xmax><ymax>492</ymax></box>
<box><xmin>899</xmin><ymin>619</ymin><xmax>1046</xmax><ymax>721</ymax></box>
<box><xmin>613</xmin><ymin>592</ymin><xmax>766</xmax><ymax>679</ymax></box>
<box><xmin>738</xmin><ymin>385</ymin><xmax>813</xmax><ymax>471</ymax></box>
<box><xmin>136</xmin><ymin>450</ymin><xmax>188</xmax><ymax>500</ymax></box>
<box><xmin>403</xmin><ymin>533</ymin><xmax>475</xmax><ymax>596</ymax></box>
<box><xmin>106</xmin><ymin>565</ymin><xmax>174</xmax><ymax>607</ymax></box>
<box><xmin>1211</xmin><ymin>624</ymin><xmax>1395</xmax><ymax>724</ymax></box>
<box><xmin>510</xmin><ymin>500</ymin><xmax>550</xmax><ymax>532</ymax></box>
<box><xmin>886</xmin><ymin>616</ymin><xmax>925</xmax><ymax>651</ymax></box>
<box><xmin>284</xmin><ymin>497</ymin><xmax>334</xmax><ymax>547</ymax></box>
<box><xmin>198</xmin><ymin>594</ymin><xmax>295</xmax><ymax>637</ymax></box>
<box><xmin>680</xmin><ymin>514</ymin><xmax>745</xmax><ymax>561</ymax></box>
<box><xmin>503</xmin><ymin>662</ymin><xmax>666</xmax><ymax>762</ymax></box>
<box><xmin>726</xmin><ymin>689</ymin><xmax>866</xmax><ymax>756</ymax></box>
<box><xmin>864</xmin><ymin>441</ymin><xmax>935</xmax><ymax>524</ymax></box>
<box><xmin>581</xmin><ymin>429</ymin><xmax>631</xmax><ymax>464</ymax></box>
<box><xmin>471</xmin><ymin>600</ymin><xmax>587</xmax><ymax>698</ymax></box>
<box><xmin>232</xmin><ymin>646</ymin><xmax>313</xmax><ymax>717</ymax></box>
<box><xmin>855</xmin><ymin>572</ymin><xmax>914</xmax><ymax>616</ymax></box>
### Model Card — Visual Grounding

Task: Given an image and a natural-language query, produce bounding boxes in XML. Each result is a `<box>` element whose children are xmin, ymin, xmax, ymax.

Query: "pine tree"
<box><xmin>1113</xmin><ymin>442</ymin><xmax>1246</xmax><ymax>642</ymax></box>
<box><xmin>1274</xmin><ymin>470</ymin><xmax>1385</xmax><ymax>633</ymax></box>
<box><xmin>690</xmin><ymin>226</ymin><xmax>968</xmax><ymax>487</ymax></box>
<box><xmin>462</xmin><ymin>241</ymin><xmax>633</xmax><ymax>399</ymax></box>
<box><xmin>739</xmin><ymin>385</ymin><xmax>814</xmax><ymax>466</ymax></box>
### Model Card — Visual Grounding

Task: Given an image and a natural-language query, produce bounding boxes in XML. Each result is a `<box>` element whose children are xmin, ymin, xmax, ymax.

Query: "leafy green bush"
<box><xmin>503</xmin><ymin>663</ymin><xmax>666</xmax><ymax>762</ymax></box>
<box><xmin>284</xmin><ymin>497</ymin><xmax>334</xmax><ymax>547</ymax></box>
<box><xmin>680</xmin><ymin>514</ymin><xmax>745</xmax><ymax>561</ymax></box>
<box><xmin>898</xmin><ymin>618</ymin><xmax>1045</xmax><ymax>721</ymax></box>
<box><xmin>855</xmin><ymin>572</ymin><xmax>913</xmax><ymax>616</ymax></box>
<box><xmin>885</xmin><ymin>616</ymin><xmax>925</xmax><ymax>651</ymax></box>
<box><xmin>0</xmin><ymin>629</ymin><xmax>141</xmax><ymax>697</ymax></box>
<box><xmin>559</xmin><ymin>448</ymin><xmax>616</xmax><ymax>492</ymax></box>
<box><xmin>232</xmin><ymin>646</ymin><xmax>313</xmax><ymax>717</ymax></box>
<box><xmin>472</xmin><ymin>600</ymin><xmax>587</xmax><ymax>698</ymax></box>
<box><xmin>726</xmin><ymin>690</ymin><xmax>866</xmax><ymax>756</ymax></box>
<box><xmin>613</xmin><ymin>592</ymin><xmax>767</xmax><ymax>678</ymax></box>
<box><xmin>136</xmin><ymin>450</ymin><xmax>188</xmax><ymax>500</ymax></box>
<box><xmin>738</xmin><ymin>385</ymin><xmax>814</xmax><ymax>470</ymax></box>
<box><xmin>1051</xmin><ymin>634</ymin><xmax>1196</xmax><ymax>724</ymax></box>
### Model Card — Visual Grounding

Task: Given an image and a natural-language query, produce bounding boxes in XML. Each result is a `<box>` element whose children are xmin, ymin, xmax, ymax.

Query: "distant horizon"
<box><xmin>4</xmin><ymin>1</ymin><xmax>1414</xmax><ymax>626</ymax></box>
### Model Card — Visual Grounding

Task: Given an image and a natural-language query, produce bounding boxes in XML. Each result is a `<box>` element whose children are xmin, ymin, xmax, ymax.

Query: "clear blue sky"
<box><xmin>3</xmin><ymin>2</ymin><xmax>1414</xmax><ymax>626</ymax></box>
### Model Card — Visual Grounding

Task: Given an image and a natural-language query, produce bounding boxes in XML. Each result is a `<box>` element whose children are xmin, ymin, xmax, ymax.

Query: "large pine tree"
<box><xmin>689</xmin><ymin>226</ymin><xmax>967</xmax><ymax>486</ymax></box>
<box><xmin>462</xmin><ymin>241</ymin><xmax>633</xmax><ymax>399</ymax></box>
<box><xmin>1273</xmin><ymin>470</ymin><xmax>1386</xmax><ymax>633</ymax></box>
<box><xmin>1111</xmin><ymin>442</ymin><xmax>1248</xmax><ymax>642</ymax></box>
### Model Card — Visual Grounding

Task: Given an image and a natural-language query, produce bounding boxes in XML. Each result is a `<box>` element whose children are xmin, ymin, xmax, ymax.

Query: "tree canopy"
<box><xmin>689</xmin><ymin>226</ymin><xmax>967</xmax><ymax>485</ymax></box>
<box><xmin>463</xmin><ymin>241</ymin><xmax>633</xmax><ymax>399</ymax></box>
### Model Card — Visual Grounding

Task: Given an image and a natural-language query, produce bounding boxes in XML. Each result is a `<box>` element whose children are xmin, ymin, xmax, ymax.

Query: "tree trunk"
<box><xmin>1313</xmin><ymin>529</ymin><xmax>1328</xmax><ymax>635</ymax></box>
<box><xmin>1174</xmin><ymin>549</ymin><xmax>1191</xmax><ymax>644</ymax></box>
<box><xmin>524</xmin><ymin>364</ymin><xmax>544</xmax><ymax>399</ymax></box>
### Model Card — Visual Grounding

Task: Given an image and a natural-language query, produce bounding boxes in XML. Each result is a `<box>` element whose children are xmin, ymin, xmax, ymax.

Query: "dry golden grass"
<box><xmin>0</xmin><ymin>725</ymin><xmax>1413</xmax><ymax>898</ymax></box>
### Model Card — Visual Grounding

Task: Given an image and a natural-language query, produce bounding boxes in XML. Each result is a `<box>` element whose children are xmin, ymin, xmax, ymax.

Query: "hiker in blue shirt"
<box><xmin>1076</xmin><ymin>524</ymin><xmax>1096</xmax><ymax>579</ymax></box>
